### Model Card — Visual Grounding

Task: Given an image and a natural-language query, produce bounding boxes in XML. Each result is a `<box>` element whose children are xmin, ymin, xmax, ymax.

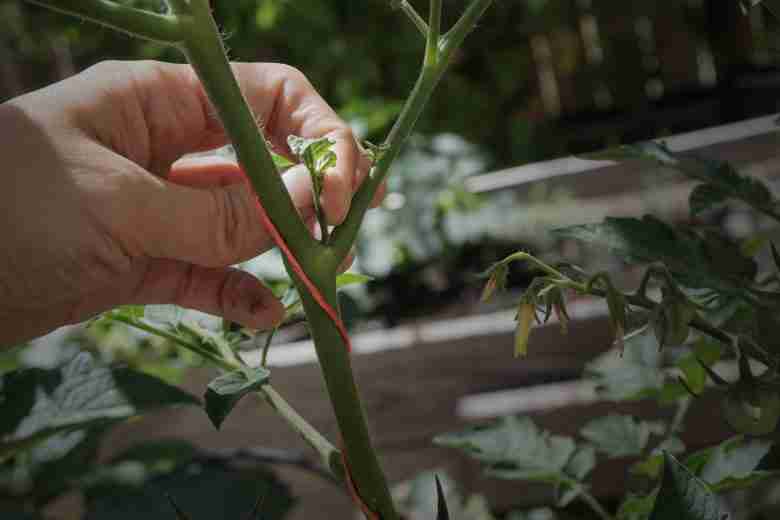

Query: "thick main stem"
<box><xmin>296</xmin><ymin>273</ymin><xmax>399</xmax><ymax>520</ymax></box>
<box><xmin>179</xmin><ymin>0</ymin><xmax>319</xmax><ymax>265</ymax></box>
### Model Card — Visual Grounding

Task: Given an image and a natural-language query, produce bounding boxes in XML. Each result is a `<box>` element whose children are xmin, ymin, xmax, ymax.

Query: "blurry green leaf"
<box><xmin>772</xmin><ymin>243</ymin><xmax>780</xmax><ymax>272</ymax></box>
<box><xmin>689</xmin><ymin>184</ymin><xmax>729</xmax><ymax>216</ymax></box>
<box><xmin>698</xmin><ymin>436</ymin><xmax>773</xmax><ymax>491</ymax></box>
<box><xmin>723</xmin><ymin>384</ymin><xmax>780</xmax><ymax>436</ymax></box>
<box><xmin>204</xmin><ymin>367</ymin><xmax>270</xmax><ymax>429</ymax></box>
<box><xmin>580</xmin><ymin>415</ymin><xmax>659</xmax><ymax>459</ymax></box>
<box><xmin>553</xmin><ymin>217</ymin><xmax>757</xmax><ymax>294</ymax></box>
<box><xmin>649</xmin><ymin>453</ymin><xmax>729</xmax><ymax>520</ymax></box>
<box><xmin>83</xmin><ymin>457</ymin><xmax>293</xmax><ymax>520</ymax></box>
<box><xmin>617</xmin><ymin>491</ymin><xmax>658</xmax><ymax>520</ymax></box>
<box><xmin>631</xmin><ymin>438</ymin><xmax>685</xmax><ymax>480</ymax></box>
<box><xmin>586</xmin><ymin>327</ymin><xmax>664</xmax><ymax>401</ymax></box>
<box><xmin>565</xmin><ymin>445</ymin><xmax>596</xmax><ymax>481</ymax></box>
<box><xmin>435</xmin><ymin>417</ymin><xmax>576</xmax><ymax>483</ymax></box>
<box><xmin>0</xmin><ymin>353</ymin><xmax>198</xmax><ymax>460</ymax></box>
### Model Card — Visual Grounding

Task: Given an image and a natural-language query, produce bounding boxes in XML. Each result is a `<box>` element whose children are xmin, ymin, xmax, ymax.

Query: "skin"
<box><xmin>0</xmin><ymin>60</ymin><xmax>384</xmax><ymax>347</ymax></box>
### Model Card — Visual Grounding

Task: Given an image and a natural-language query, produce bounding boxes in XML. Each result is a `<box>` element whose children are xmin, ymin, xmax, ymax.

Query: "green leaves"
<box><xmin>0</xmin><ymin>353</ymin><xmax>198</xmax><ymax>460</ymax></box>
<box><xmin>435</xmin><ymin>417</ymin><xmax>576</xmax><ymax>483</ymax></box>
<box><xmin>287</xmin><ymin>135</ymin><xmax>337</xmax><ymax>181</ymax></box>
<box><xmin>580</xmin><ymin>415</ymin><xmax>662</xmax><ymax>459</ymax></box>
<box><xmin>649</xmin><ymin>453</ymin><xmax>729</xmax><ymax>520</ymax></box>
<box><xmin>82</xmin><ymin>445</ymin><xmax>294</xmax><ymax>520</ymax></box>
<box><xmin>204</xmin><ymin>367</ymin><xmax>270</xmax><ymax>429</ymax></box>
<box><xmin>554</xmin><ymin>216</ymin><xmax>756</xmax><ymax>294</ymax></box>
<box><xmin>586</xmin><ymin>326</ymin><xmax>664</xmax><ymax>401</ymax></box>
<box><xmin>589</xmin><ymin>140</ymin><xmax>778</xmax><ymax>220</ymax></box>
<box><xmin>696</xmin><ymin>436</ymin><xmax>773</xmax><ymax>491</ymax></box>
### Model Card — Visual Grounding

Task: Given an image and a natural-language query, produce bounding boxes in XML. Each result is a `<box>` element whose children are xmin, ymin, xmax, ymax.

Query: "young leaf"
<box><xmin>606</xmin><ymin>285</ymin><xmax>627</xmax><ymax>350</ymax></box>
<box><xmin>514</xmin><ymin>301</ymin><xmax>535</xmax><ymax>358</ymax></box>
<box><xmin>435</xmin><ymin>476</ymin><xmax>450</xmax><ymax>520</ymax></box>
<box><xmin>649</xmin><ymin>452</ymin><xmax>730</xmax><ymax>520</ymax></box>
<box><xmin>434</xmin><ymin>416</ymin><xmax>576</xmax><ymax>483</ymax></box>
<box><xmin>481</xmin><ymin>263</ymin><xmax>508</xmax><ymax>302</ymax></box>
<box><xmin>204</xmin><ymin>366</ymin><xmax>271</xmax><ymax>429</ymax></box>
<box><xmin>0</xmin><ymin>353</ymin><xmax>199</xmax><ymax>459</ymax></box>
<box><xmin>580</xmin><ymin>415</ymin><xmax>659</xmax><ymax>459</ymax></box>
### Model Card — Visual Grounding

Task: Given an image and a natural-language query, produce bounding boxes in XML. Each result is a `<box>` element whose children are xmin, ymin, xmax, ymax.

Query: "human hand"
<box><xmin>0</xmin><ymin>60</ymin><xmax>382</xmax><ymax>346</ymax></box>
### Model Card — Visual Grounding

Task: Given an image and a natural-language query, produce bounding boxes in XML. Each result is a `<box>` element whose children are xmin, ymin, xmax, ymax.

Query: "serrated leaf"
<box><xmin>689</xmin><ymin>184</ymin><xmax>728</xmax><ymax>216</ymax></box>
<box><xmin>586</xmin><ymin>326</ymin><xmax>664</xmax><ymax>401</ymax></box>
<box><xmin>649</xmin><ymin>453</ymin><xmax>729</xmax><ymax>520</ymax></box>
<box><xmin>83</xmin><ymin>455</ymin><xmax>294</xmax><ymax>520</ymax></box>
<box><xmin>435</xmin><ymin>417</ymin><xmax>576</xmax><ymax>483</ymax></box>
<box><xmin>699</xmin><ymin>436</ymin><xmax>773</xmax><ymax>491</ymax></box>
<box><xmin>553</xmin><ymin>216</ymin><xmax>757</xmax><ymax>295</ymax></box>
<box><xmin>204</xmin><ymin>367</ymin><xmax>270</xmax><ymax>429</ymax></box>
<box><xmin>0</xmin><ymin>353</ymin><xmax>198</xmax><ymax>459</ymax></box>
<box><xmin>580</xmin><ymin>415</ymin><xmax>656</xmax><ymax>459</ymax></box>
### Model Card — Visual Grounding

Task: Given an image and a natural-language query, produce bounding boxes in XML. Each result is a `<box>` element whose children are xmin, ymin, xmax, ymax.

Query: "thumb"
<box><xmin>134</xmin><ymin>158</ymin><xmax>312</xmax><ymax>267</ymax></box>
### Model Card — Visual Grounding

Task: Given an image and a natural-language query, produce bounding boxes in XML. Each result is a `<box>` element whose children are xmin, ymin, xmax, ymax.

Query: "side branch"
<box><xmin>331</xmin><ymin>0</ymin><xmax>496</xmax><ymax>258</ymax></box>
<box><xmin>26</xmin><ymin>0</ymin><xmax>184</xmax><ymax>43</ymax></box>
<box><xmin>395</xmin><ymin>0</ymin><xmax>429</xmax><ymax>38</ymax></box>
<box><xmin>441</xmin><ymin>0</ymin><xmax>494</xmax><ymax>59</ymax></box>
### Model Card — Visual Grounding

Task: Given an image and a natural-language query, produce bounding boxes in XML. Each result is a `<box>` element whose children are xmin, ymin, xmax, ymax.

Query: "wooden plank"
<box><xmin>466</xmin><ymin>114</ymin><xmax>780</xmax><ymax>195</ymax></box>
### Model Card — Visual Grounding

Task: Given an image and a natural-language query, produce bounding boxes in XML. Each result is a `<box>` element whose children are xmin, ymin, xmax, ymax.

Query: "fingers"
<box><xmin>128</xmin><ymin>158</ymin><xmax>315</xmax><ymax>267</ymax></box>
<box><xmin>127</xmin><ymin>259</ymin><xmax>284</xmax><ymax>329</ymax></box>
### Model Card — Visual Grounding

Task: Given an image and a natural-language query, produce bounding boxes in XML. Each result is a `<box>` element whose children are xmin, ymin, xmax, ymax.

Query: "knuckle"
<box><xmin>210</xmin><ymin>185</ymin><xmax>254</xmax><ymax>265</ymax></box>
<box><xmin>218</xmin><ymin>269</ymin><xmax>248</xmax><ymax>316</ymax></box>
<box><xmin>173</xmin><ymin>264</ymin><xmax>199</xmax><ymax>307</ymax></box>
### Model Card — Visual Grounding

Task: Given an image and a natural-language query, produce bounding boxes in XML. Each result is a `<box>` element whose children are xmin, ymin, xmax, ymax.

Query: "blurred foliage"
<box><xmin>5</xmin><ymin>0</ymin><xmax>780</xmax><ymax>168</ymax></box>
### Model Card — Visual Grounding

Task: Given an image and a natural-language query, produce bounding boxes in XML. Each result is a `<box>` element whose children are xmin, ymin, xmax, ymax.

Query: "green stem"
<box><xmin>25</xmin><ymin>0</ymin><xmax>184</xmax><ymax>43</ymax></box>
<box><xmin>107</xmin><ymin>314</ymin><xmax>235</xmax><ymax>371</ymax></box>
<box><xmin>106</xmin><ymin>314</ymin><xmax>345</xmax><ymax>481</ymax></box>
<box><xmin>259</xmin><ymin>385</ymin><xmax>346</xmax><ymax>483</ymax></box>
<box><xmin>179</xmin><ymin>0</ymin><xmax>319</xmax><ymax>265</ymax></box>
<box><xmin>331</xmin><ymin>0</ymin><xmax>495</xmax><ymax>259</ymax></box>
<box><xmin>260</xmin><ymin>328</ymin><xmax>277</xmax><ymax>367</ymax></box>
<box><xmin>426</xmin><ymin>0</ymin><xmax>443</xmax><ymax>66</ymax></box>
<box><xmin>296</xmin><ymin>274</ymin><xmax>399</xmax><ymax>519</ymax></box>
<box><xmin>396</xmin><ymin>0</ymin><xmax>429</xmax><ymax>38</ymax></box>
